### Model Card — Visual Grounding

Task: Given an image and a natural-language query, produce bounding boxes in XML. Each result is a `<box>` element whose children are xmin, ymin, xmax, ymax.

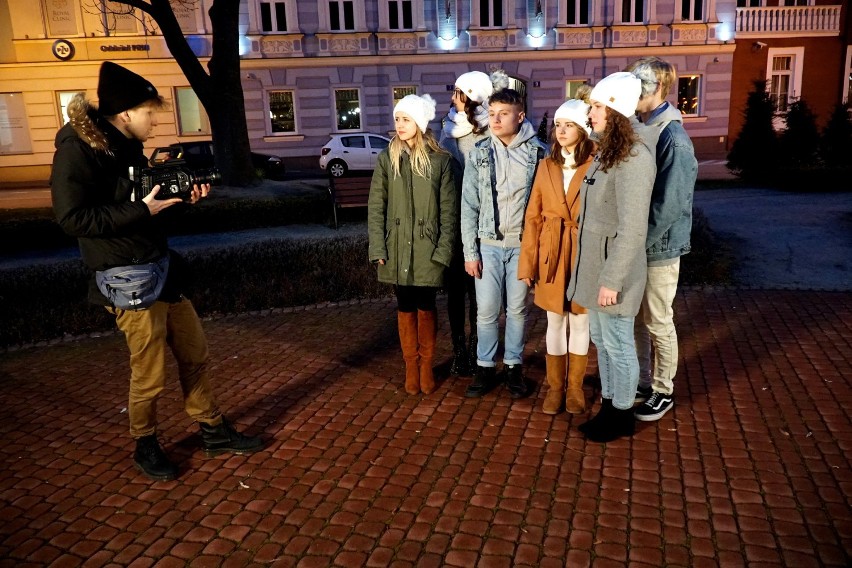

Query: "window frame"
<box><xmin>392</xmin><ymin>86</ymin><xmax>417</xmax><ymax>107</ymax></box>
<box><xmin>563</xmin><ymin>0</ymin><xmax>590</xmax><ymax>26</ymax></box>
<box><xmin>56</xmin><ymin>91</ymin><xmax>84</xmax><ymax>125</ymax></box>
<box><xmin>474</xmin><ymin>0</ymin><xmax>506</xmax><ymax>28</ymax></box>
<box><xmin>322</xmin><ymin>0</ymin><xmax>362</xmax><ymax>32</ymax></box>
<box><xmin>385</xmin><ymin>0</ymin><xmax>415</xmax><ymax>30</ymax></box>
<box><xmin>257</xmin><ymin>0</ymin><xmax>295</xmax><ymax>33</ymax></box>
<box><xmin>676</xmin><ymin>74</ymin><xmax>701</xmax><ymax>116</ymax></box>
<box><xmin>619</xmin><ymin>0</ymin><xmax>645</xmax><ymax>24</ymax></box>
<box><xmin>174</xmin><ymin>87</ymin><xmax>211</xmax><ymax>136</ymax></box>
<box><xmin>565</xmin><ymin>80</ymin><xmax>589</xmax><ymax>99</ymax></box>
<box><xmin>334</xmin><ymin>87</ymin><xmax>363</xmax><ymax>132</ymax></box>
<box><xmin>765</xmin><ymin>46</ymin><xmax>804</xmax><ymax>116</ymax></box>
<box><xmin>680</xmin><ymin>0</ymin><xmax>704</xmax><ymax>22</ymax></box>
<box><xmin>267</xmin><ymin>89</ymin><xmax>297</xmax><ymax>135</ymax></box>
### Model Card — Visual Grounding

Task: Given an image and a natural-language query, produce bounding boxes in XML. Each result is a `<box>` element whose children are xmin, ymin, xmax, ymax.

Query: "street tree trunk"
<box><xmin>108</xmin><ymin>0</ymin><xmax>258</xmax><ymax>185</ymax></box>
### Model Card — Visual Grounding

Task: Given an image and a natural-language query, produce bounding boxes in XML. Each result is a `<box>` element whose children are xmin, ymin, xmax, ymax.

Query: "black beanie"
<box><xmin>97</xmin><ymin>61</ymin><xmax>159</xmax><ymax>116</ymax></box>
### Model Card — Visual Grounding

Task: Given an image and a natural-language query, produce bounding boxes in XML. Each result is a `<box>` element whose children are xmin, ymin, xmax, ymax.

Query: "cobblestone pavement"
<box><xmin>1</xmin><ymin>289</ymin><xmax>850</xmax><ymax>567</ymax></box>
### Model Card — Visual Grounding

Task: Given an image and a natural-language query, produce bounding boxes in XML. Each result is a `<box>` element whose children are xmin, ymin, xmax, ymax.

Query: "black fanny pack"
<box><xmin>95</xmin><ymin>254</ymin><xmax>170</xmax><ymax>310</ymax></box>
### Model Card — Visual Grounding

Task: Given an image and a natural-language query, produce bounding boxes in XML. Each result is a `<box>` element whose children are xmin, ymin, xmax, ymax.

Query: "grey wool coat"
<box><xmin>566</xmin><ymin>119</ymin><xmax>658</xmax><ymax>316</ymax></box>
<box><xmin>367</xmin><ymin>148</ymin><xmax>459</xmax><ymax>287</ymax></box>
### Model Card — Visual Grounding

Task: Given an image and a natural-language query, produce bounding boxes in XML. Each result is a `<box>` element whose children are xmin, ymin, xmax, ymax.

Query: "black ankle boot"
<box><xmin>450</xmin><ymin>336</ymin><xmax>470</xmax><ymax>376</ymax></box>
<box><xmin>134</xmin><ymin>435</ymin><xmax>178</xmax><ymax>481</ymax></box>
<box><xmin>585</xmin><ymin>406</ymin><xmax>636</xmax><ymax>443</ymax></box>
<box><xmin>465</xmin><ymin>365</ymin><xmax>496</xmax><ymax>398</ymax></box>
<box><xmin>578</xmin><ymin>398</ymin><xmax>613</xmax><ymax>435</ymax></box>
<box><xmin>199</xmin><ymin>418</ymin><xmax>264</xmax><ymax>457</ymax></box>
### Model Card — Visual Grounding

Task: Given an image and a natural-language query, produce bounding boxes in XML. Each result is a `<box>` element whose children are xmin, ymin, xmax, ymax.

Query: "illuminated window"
<box><xmin>393</xmin><ymin>86</ymin><xmax>417</xmax><ymax>106</ymax></box>
<box><xmin>566</xmin><ymin>0</ymin><xmax>590</xmax><ymax>25</ymax></box>
<box><xmin>175</xmin><ymin>87</ymin><xmax>211</xmax><ymax>135</ymax></box>
<box><xmin>269</xmin><ymin>91</ymin><xmax>296</xmax><ymax>133</ymax></box>
<box><xmin>621</xmin><ymin>0</ymin><xmax>644</xmax><ymax>23</ymax></box>
<box><xmin>335</xmin><ymin>89</ymin><xmax>361</xmax><ymax>130</ymax></box>
<box><xmin>57</xmin><ymin>91</ymin><xmax>83</xmax><ymax>125</ymax></box>
<box><xmin>330</xmin><ymin>0</ymin><xmax>356</xmax><ymax>30</ymax></box>
<box><xmin>769</xmin><ymin>56</ymin><xmax>792</xmax><ymax>113</ymax></box>
<box><xmin>565</xmin><ymin>80</ymin><xmax>589</xmax><ymax>99</ymax></box>
<box><xmin>677</xmin><ymin>76</ymin><xmax>700</xmax><ymax>116</ymax></box>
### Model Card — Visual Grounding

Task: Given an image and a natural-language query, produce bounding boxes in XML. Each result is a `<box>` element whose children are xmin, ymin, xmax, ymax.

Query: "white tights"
<box><xmin>545</xmin><ymin>311</ymin><xmax>590</xmax><ymax>356</ymax></box>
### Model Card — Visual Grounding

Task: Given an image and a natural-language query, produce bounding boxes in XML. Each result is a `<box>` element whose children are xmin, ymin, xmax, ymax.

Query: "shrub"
<box><xmin>727</xmin><ymin>80</ymin><xmax>778</xmax><ymax>182</ymax></box>
<box><xmin>779</xmin><ymin>99</ymin><xmax>820</xmax><ymax>169</ymax></box>
<box><xmin>820</xmin><ymin>103</ymin><xmax>852</xmax><ymax>169</ymax></box>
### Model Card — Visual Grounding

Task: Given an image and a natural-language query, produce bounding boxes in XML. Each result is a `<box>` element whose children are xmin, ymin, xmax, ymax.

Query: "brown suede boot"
<box><xmin>398</xmin><ymin>311</ymin><xmax>420</xmax><ymax>395</ymax></box>
<box><xmin>565</xmin><ymin>352</ymin><xmax>588</xmax><ymax>414</ymax></box>
<box><xmin>417</xmin><ymin>309</ymin><xmax>438</xmax><ymax>394</ymax></box>
<box><xmin>542</xmin><ymin>354</ymin><xmax>567</xmax><ymax>415</ymax></box>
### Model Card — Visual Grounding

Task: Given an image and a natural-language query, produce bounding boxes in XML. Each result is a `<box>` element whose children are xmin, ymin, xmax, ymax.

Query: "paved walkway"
<box><xmin>1</xmin><ymin>290</ymin><xmax>850</xmax><ymax>567</ymax></box>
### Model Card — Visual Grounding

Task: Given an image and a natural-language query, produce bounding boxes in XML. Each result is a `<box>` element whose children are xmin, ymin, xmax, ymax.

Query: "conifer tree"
<box><xmin>779</xmin><ymin>99</ymin><xmax>820</xmax><ymax>168</ymax></box>
<box><xmin>537</xmin><ymin>112</ymin><xmax>550</xmax><ymax>144</ymax></box>
<box><xmin>819</xmin><ymin>103</ymin><xmax>852</xmax><ymax>168</ymax></box>
<box><xmin>727</xmin><ymin>80</ymin><xmax>778</xmax><ymax>181</ymax></box>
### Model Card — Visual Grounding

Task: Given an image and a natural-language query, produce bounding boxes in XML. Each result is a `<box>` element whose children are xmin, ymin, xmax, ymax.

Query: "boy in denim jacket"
<box><xmin>460</xmin><ymin>88</ymin><xmax>546</xmax><ymax>398</ymax></box>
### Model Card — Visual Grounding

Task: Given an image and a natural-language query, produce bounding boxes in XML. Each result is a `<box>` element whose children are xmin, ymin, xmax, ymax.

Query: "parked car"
<box><xmin>319</xmin><ymin>133</ymin><xmax>391</xmax><ymax>177</ymax></box>
<box><xmin>149</xmin><ymin>140</ymin><xmax>285</xmax><ymax>179</ymax></box>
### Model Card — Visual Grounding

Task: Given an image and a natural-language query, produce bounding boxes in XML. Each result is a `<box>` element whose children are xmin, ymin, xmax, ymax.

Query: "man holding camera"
<box><xmin>50</xmin><ymin>61</ymin><xmax>262</xmax><ymax>481</ymax></box>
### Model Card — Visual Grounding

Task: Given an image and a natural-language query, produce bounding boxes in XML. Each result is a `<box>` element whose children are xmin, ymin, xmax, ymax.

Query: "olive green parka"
<box><xmin>367</xmin><ymin>147</ymin><xmax>459</xmax><ymax>287</ymax></box>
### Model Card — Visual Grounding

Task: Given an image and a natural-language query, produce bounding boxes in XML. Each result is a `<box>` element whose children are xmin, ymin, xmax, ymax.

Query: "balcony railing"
<box><xmin>735</xmin><ymin>5</ymin><xmax>841</xmax><ymax>37</ymax></box>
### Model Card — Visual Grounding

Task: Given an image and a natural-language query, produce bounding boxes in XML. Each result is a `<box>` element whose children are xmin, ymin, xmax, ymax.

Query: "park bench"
<box><xmin>328</xmin><ymin>174</ymin><xmax>372</xmax><ymax>229</ymax></box>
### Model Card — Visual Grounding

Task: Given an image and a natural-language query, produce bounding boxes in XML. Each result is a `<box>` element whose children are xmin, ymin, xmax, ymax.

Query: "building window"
<box><xmin>677</xmin><ymin>75</ymin><xmax>700</xmax><ymax>115</ymax></box>
<box><xmin>565</xmin><ymin>0</ymin><xmax>589</xmax><ymax>25</ymax></box>
<box><xmin>269</xmin><ymin>91</ymin><xmax>296</xmax><ymax>133</ymax></box>
<box><xmin>260</xmin><ymin>1</ymin><xmax>288</xmax><ymax>32</ymax></box>
<box><xmin>782</xmin><ymin>0</ymin><xmax>809</xmax><ymax>5</ymax></box>
<box><xmin>0</xmin><ymin>93</ymin><xmax>33</xmax><ymax>154</ymax></box>
<box><xmin>737</xmin><ymin>0</ymin><xmax>761</xmax><ymax>6</ymax></box>
<box><xmin>335</xmin><ymin>89</ymin><xmax>361</xmax><ymax>130</ymax></box>
<box><xmin>175</xmin><ymin>87</ymin><xmax>211</xmax><ymax>135</ymax></box>
<box><xmin>621</xmin><ymin>0</ymin><xmax>644</xmax><ymax>23</ymax></box>
<box><xmin>480</xmin><ymin>0</ymin><xmax>504</xmax><ymax>27</ymax></box>
<box><xmin>681</xmin><ymin>0</ymin><xmax>702</xmax><ymax>21</ymax></box>
<box><xmin>330</xmin><ymin>0</ymin><xmax>356</xmax><ymax>30</ymax></box>
<box><xmin>769</xmin><ymin>56</ymin><xmax>792</xmax><ymax>113</ymax></box>
<box><xmin>766</xmin><ymin>47</ymin><xmax>804</xmax><ymax>116</ymax></box>
<box><xmin>565</xmin><ymin>80</ymin><xmax>589</xmax><ymax>99</ymax></box>
<box><xmin>393</xmin><ymin>86</ymin><xmax>417</xmax><ymax>106</ymax></box>
<box><xmin>844</xmin><ymin>45</ymin><xmax>851</xmax><ymax>104</ymax></box>
<box><xmin>57</xmin><ymin>91</ymin><xmax>83</xmax><ymax>125</ymax></box>
<box><xmin>388</xmin><ymin>0</ymin><xmax>413</xmax><ymax>29</ymax></box>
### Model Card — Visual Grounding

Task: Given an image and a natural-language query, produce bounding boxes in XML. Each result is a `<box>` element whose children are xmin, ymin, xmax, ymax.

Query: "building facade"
<box><xmin>1</xmin><ymin>0</ymin><xmax>753</xmax><ymax>182</ymax></box>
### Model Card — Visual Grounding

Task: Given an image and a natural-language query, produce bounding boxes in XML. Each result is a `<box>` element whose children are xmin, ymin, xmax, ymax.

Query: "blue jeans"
<box><xmin>475</xmin><ymin>244</ymin><xmax>529</xmax><ymax>367</ymax></box>
<box><xmin>589</xmin><ymin>310</ymin><xmax>639</xmax><ymax>410</ymax></box>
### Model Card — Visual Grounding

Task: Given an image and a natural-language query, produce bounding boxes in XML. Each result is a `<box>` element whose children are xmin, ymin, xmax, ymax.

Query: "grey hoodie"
<box><xmin>491</xmin><ymin>120</ymin><xmax>539</xmax><ymax>240</ymax></box>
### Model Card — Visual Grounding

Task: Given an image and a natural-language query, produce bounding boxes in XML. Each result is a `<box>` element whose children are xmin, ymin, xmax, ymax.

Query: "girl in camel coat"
<box><xmin>519</xmin><ymin>97</ymin><xmax>595</xmax><ymax>415</ymax></box>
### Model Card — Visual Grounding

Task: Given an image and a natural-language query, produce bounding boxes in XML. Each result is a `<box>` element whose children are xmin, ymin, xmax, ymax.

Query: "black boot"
<box><xmin>586</xmin><ymin>406</ymin><xmax>636</xmax><ymax>443</ymax></box>
<box><xmin>465</xmin><ymin>365</ymin><xmax>496</xmax><ymax>398</ymax></box>
<box><xmin>504</xmin><ymin>364</ymin><xmax>530</xmax><ymax>399</ymax></box>
<box><xmin>450</xmin><ymin>335</ymin><xmax>470</xmax><ymax>376</ymax></box>
<box><xmin>134</xmin><ymin>435</ymin><xmax>178</xmax><ymax>481</ymax></box>
<box><xmin>199</xmin><ymin>418</ymin><xmax>264</xmax><ymax>457</ymax></box>
<box><xmin>578</xmin><ymin>398</ymin><xmax>613</xmax><ymax>435</ymax></box>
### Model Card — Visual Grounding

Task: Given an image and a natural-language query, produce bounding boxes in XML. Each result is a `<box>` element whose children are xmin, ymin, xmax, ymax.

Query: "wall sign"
<box><xmin>52</xmin><ymin>39</ymin><xmax>75</xmax><ymax>61</ymax></box>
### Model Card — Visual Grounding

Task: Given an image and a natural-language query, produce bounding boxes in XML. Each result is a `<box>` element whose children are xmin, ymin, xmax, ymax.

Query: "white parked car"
<box><xmin>319</xmin><ymin>133</ymin><xmax>391</xmax><ymax>177</ymax></box>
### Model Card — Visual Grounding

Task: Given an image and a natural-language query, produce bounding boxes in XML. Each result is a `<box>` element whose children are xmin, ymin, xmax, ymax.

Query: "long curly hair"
<box><xmin>597</xmin><ymin>109</ymin><xmax>637</xmax><ymax>172</ymax></box>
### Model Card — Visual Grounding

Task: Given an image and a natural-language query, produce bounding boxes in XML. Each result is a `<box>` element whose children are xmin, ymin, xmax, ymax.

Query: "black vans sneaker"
<box><xmin>634</xmin><ymin>392</ymin><xmax>674</xmax><ymax>422</ymax></box>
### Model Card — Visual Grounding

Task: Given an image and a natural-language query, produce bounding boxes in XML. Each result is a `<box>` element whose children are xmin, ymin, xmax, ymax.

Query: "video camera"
<box><xmin>129</xmin><ymin>161</ymin><xmax>222</xmax><ymax>202</ymax></box>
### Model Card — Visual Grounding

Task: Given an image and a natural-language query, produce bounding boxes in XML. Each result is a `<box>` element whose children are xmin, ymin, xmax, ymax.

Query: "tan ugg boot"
<box><xmin>417</xmin><ymin>309</ymin><xmax>438</xmax><ymax>394</ymax></box>
<box><xmin>398</xmin><ymin>311</ymin><xmax>420</xmax><ymax>395</ymax></box>
<box><xmin>543</xmin><ymin>354</ymin><xmax>567</xmax><ymax>415</ymax></box>
<box><xmin>565</xmin><ymin>353</ymin><xmax>588</xmax><ymax>414</ymax></box>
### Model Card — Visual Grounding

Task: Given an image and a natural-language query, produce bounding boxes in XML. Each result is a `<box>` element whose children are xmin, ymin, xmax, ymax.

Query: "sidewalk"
<box><xmin>1</xmin><ymin>290</ymin><xmax>850</xmax><ymax>566</ymax></box>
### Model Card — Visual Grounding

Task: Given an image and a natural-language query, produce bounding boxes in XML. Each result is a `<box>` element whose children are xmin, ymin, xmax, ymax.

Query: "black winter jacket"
<box><xmin>50</xmin><ymin>112</ymin><xmax>182</xmax><ymax>305</ymax></box>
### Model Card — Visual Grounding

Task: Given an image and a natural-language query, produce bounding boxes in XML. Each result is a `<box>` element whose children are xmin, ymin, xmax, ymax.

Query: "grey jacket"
<box><xmin>367</xmin><ymin>148</ymin><xmax>459</xmax><ymax>287</ymax></box>
<box><xmin>566</xmin><ymin>118</ymin><xmax>658</xmax><ymax>316</ymax></box>
<box><xmin>643</xmin><ymin>102</ymin><xmax>698</xmax><ymax>263</ymax></box>
<box><xmin>460</xmin><ymin>121</ymin><xmax>546</xmax><ymax>261</ymax></box>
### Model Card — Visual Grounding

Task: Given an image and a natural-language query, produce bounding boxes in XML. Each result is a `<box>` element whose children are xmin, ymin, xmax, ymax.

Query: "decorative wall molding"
<box><xmin>316</xmin><ymin>32</ymin><xmax>373</xmax><ymax>56</ymax></box>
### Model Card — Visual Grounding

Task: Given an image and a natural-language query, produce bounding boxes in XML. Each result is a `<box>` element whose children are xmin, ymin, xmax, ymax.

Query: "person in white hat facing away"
<box><xmin>565</xmin><ymin>71</ymin><xmax>659</xmax><ymax>442</ymax></box>
<box><xmin>518</xmin><ymin>87</ymin><xmax>596</xmax><ymax>416</ymax></box>
<box><xmin>626</xmin><ymin>57</ymin><xmax>698</xmax><ymax>423</ymax></box>
<box><xmin>368</xmin><ymin>94</ymin><xmax>460</xmax><ymax>395</ymax></box>
<box><xmin>439</xmin><ymin>69</ymin><xmax>510</xmax><ymax>378</ymax></box>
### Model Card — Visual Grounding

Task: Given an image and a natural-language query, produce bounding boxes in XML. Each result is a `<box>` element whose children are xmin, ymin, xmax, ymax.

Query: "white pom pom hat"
<box><xmin>455</xmin><ymin>71</ymin><xmax>493</xmax><ymax>104</ymax></box>
<box><xmin>554</xmin><ymin>99</ymin><xmax>591</xmax><ymax>135</ymax></box>
<box><xmin>589</xmin><ymin>72</ymin><xmax>642</xmax><ymax>118</ymax></box>
<box><xmin>394</xmin><ymin>93</ymin><xmax>438</xmax><ymax>133</ymax></box>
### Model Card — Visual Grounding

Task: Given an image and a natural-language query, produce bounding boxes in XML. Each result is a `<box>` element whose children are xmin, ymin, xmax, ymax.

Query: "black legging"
<box><xmin>395</xmin><ymin>285</ymin><xmax>438</xmax><ymax>313</ymax></box>
<box><xmin>445</xmin><ymin>249</ymin><xmax>477</xmax><ymax>339</ymax></box>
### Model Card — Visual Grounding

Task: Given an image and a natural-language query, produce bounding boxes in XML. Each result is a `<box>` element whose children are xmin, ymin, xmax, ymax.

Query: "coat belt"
<box><xmin>543</xmin><ymin>216</ymin><xmax>578</xmax><ymax>284</ymax></box>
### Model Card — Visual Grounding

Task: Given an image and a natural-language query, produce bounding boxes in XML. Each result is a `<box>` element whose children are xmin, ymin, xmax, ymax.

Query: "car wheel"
<box><xmin>328</xmin><ymin>160</ymin><xmax>348</xmax><ymax>178</ymax></box>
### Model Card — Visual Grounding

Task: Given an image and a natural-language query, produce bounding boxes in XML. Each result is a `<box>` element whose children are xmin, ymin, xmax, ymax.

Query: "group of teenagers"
<box><xmin>367</xmin><ymin>56</ymin><xmax>698</xmax><ymax>444</ymax></box>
